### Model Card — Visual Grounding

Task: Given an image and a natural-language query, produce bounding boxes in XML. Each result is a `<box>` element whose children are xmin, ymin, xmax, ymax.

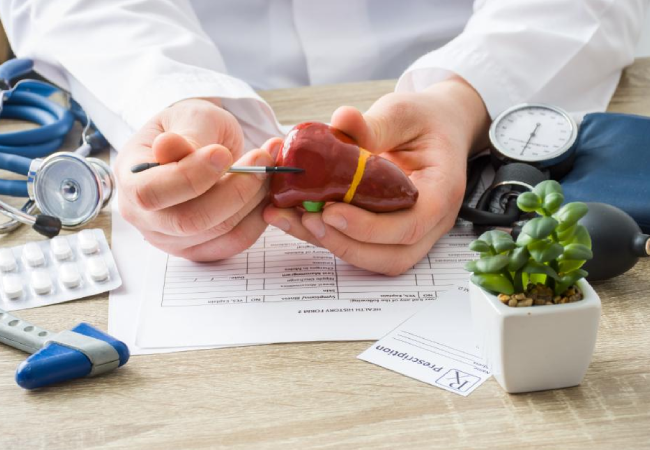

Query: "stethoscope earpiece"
<box><xmin>32</xmin><ymin>214</ymin><xmax>62</xmax><ymax>238</ymax></box>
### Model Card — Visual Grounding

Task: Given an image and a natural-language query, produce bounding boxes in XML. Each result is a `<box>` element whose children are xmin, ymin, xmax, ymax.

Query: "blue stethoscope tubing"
<box><xmin>0</xmin><ymin>58</ymin><xmax>77</xmax><ymax>196</ymax></box>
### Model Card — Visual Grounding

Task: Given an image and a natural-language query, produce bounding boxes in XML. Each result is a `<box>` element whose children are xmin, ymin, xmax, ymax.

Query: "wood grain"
<box><xmin>0</xmin><ymin>60</ymin><xmax>649</xmax><ymax>450</ymax></box>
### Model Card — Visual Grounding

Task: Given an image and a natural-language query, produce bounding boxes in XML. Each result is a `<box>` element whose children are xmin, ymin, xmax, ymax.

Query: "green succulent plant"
<box><xmin>465</xmin><ymin>180</ymin><xmax>593</xmax><ymax>296</ymax></box>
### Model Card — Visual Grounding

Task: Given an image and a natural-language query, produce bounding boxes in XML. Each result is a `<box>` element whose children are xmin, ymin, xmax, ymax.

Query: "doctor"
<box><xmin>1</xmin><ymin>1</ymin><xmax>647</xmax><ymax>275</ymax></box>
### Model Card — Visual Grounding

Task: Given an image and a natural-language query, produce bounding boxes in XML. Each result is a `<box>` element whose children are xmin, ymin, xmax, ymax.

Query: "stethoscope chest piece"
<box><xmin>27</xmin><ymin>152</ymin><xmax>114</xmax><ymax>228</ymax></box>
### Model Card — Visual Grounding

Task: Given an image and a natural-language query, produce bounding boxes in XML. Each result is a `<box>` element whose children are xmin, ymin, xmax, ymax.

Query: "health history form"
<box><xmin>136</xmin><ymin>223</ymin><xmax>479</xmax><ymax>349</ymax></box>
<box><xmin>162</xmin><ymin>226</ymin><xmax>473</xmax><ymax>306</ymax></box>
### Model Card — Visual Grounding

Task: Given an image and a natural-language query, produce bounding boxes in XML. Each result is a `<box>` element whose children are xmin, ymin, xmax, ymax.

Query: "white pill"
<box><xmin>3</xmin><ymin>274</ymin><xmax>23</xmax><ymax>299</ymax></box>
<box><xmin>59</xmin><ymin>263</ymin><xmax>81</xmax><ymax>289</ymax></box>
<box><xmin>88</xmin><ymin>257</ymin><xmax>109</xmax><ymax>282</ymax></box>
<box><xmin>0</xmin><ymin>248</ymin><xmax>17</xmax><ymax>272</ymax></box>
<box><xmin>23</xmin><ymin>242</ymin><xmax>45</xmax><ymax>267</ymax></box>
<box><xmin>31</xmin><ymin>270</ymin><xmax>52</xmax><ymax>295</ymax></box>
<box><xmin>78</xmin><ymin>230</ymin><xmax>99</xmax><ymax>254</ymax></box>
<box><xmin>51</xmin><ymin>236</ymin><xmax>73</xmax><ymax>260</ymax></box>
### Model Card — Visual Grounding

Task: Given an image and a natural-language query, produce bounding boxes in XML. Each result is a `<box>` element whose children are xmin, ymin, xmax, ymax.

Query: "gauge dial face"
<box><xmin>490</xmin><ymin>104</ymin><xmax>577</xmax><ymax>163</ymax></box>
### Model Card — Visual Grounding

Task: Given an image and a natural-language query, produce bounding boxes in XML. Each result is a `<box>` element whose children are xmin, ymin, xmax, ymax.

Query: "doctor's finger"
<box><xmin>173</xmin><ymin>201</ymin><xmax>270</xmax><ymax>262</ymax></box>
<box><xmin>140</xmin><ymin>187</ymin><xmax>268</xmax><ymax>251</ymax></box>
<box><xmin>162</xmin><ymin>98</ymin><xmax>246</xmax><ymax>159</ymax></box>
<box><xmin>127</xmin><ymin>144</ymin><xmax>233</xmax><ymax>212</ymax></box>
<box><xmin>320</xmin><ymin>167</ymin><xmax>460</xmax><ymax>245</ymax></box>
<box><xmin>263</xmin><ymin>204</ymin><xmax>323</xmax><ymax>248</ymax></box>
<box><xmin>152</xmin><ymin>131</ymin><xmax>198</xmax><ymax>164</ymax></box>
<box><xmin>156</xmin><ymin>147</ymin><xmax>274</xmax><ymax>236</ymax></box>
<box><xmin>330</xmin><ymin>95</ymin><xmax>425</xmax><ymax>153</ymax></box>
<box><xmin>302</xmin><ymin>212</ymin><xmax>443</xmax><ymax>276</ymax></box>
<box><xmin>119</xmin><ymin>131</ymin><xmax>199</xmax><ymax>179</ymax></box>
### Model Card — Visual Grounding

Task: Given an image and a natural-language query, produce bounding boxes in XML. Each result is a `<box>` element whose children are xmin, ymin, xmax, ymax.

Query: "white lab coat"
<box><xmin>0</xmin><ymin>0</ymin><xmax>647</xmax><ymax>151</ymax></box>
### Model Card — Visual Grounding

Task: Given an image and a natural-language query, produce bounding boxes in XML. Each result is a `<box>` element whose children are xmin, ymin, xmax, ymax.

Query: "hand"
<box><xmin>263</xmin><ymin>77</ymin><xmax>490</xmax><ymax>275</ymax></box>
<box><xmin>115</xmin><ymin>98</ymin><xmax>283</xmax><ymax>260</ymax></box>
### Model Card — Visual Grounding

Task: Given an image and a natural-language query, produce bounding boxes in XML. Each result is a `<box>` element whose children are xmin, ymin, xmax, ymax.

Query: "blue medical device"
<box><xmin>0</xmin><ymin>58</ymin><xmax>114</xmax><ymax>237</ymax></box>
<box><xmin>0</xmin><ymin>307</ymin><xmax>129</xmax><ymax>389</ymax></box>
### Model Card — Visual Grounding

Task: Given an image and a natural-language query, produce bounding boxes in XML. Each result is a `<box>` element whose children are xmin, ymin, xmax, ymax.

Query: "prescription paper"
<box><xmin>358</xmin><ymin>283</ymin><xmax>491</xmax><ymax>397</ymax></box>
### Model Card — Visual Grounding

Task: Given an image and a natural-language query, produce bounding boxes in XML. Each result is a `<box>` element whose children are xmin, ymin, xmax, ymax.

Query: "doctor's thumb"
<box><xmin>152</xmin><ymin>132</ymin><xmax>198</xmax><ymax>164</ymax></box>
<box><xmin>331</xmin><ymin>103</ymin><xmax>417</xmax><ymax>154</ymax></box>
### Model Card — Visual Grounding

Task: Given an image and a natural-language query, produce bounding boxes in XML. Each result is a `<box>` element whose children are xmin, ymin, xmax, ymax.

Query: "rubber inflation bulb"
<box><xmin>580</xmin><ymin>202</ymin><xmax>649</xmax><ymax>281</ymax></box>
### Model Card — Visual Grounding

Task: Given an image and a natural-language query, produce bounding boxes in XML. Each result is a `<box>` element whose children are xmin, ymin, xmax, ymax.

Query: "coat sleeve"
<box><xmin>0</xmin><ymin>0</ymin><xmax>282</xmax><ymax>150</ymax></box>
<box><xmin>397</xmin><ymin>0</ymin><xmax>649</xmax><ymax>120</ymax></box>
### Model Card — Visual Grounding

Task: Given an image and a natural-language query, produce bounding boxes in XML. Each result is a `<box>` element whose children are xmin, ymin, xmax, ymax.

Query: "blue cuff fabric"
<box><xmin>561</xmin><ymin>112</ymin><xmax>650</xmax><ymax>233</ymax></box>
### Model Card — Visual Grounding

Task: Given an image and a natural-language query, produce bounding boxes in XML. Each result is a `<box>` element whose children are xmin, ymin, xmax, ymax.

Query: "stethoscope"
<box><xmin>458</xmin><ymin>103</ymin><xmax>649</xmax><ymax>281</ymax></box>
<box><xmin>0</xmin><ymin>58</ymin><xmax>114</xmax><ymax>238</ymax></box>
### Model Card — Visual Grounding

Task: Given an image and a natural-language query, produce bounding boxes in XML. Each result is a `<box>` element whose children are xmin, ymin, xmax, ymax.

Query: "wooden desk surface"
<box><xmin>1</xmin><ymin>60</ymin><xmax>649</xmax><ymax>450</ymax></box>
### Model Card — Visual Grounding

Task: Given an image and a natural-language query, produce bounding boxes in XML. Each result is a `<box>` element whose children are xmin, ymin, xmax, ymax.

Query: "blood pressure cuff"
<box><xmin>561</xmin><ymin>112</ymin><xmax>650</xmax><ymax>233</ymax></box>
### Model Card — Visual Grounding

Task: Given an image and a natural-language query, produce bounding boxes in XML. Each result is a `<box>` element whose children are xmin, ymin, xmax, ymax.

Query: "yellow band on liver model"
<box><xmin>343</xmin><ymin>148</ymin><xmax>371</xmax><ymax>204</ymax></box>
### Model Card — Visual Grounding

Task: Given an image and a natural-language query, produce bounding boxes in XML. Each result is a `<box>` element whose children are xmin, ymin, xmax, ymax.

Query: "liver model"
<box><xmin>270</xmin><ymin>122</ymin><xmax>418</xmax><ymax>213</ymax></box>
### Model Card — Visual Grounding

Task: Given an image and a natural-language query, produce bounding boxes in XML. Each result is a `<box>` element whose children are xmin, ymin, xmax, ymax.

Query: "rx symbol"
<box><xmin>436</xmin><ymin>369</ymin><xmax>481</xmax><ymax>392</ymax></box>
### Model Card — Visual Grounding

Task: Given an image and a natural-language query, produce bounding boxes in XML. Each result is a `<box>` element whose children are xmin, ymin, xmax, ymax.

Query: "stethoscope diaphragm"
<box><xmin>27</xmin><ymin>152</ymin><xmax>114</xmax><ymax>228</ymax></box>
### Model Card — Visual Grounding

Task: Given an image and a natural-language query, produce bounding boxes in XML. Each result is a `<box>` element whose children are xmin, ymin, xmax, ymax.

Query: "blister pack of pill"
<box><xmin>0</xmin><ymin>229</ymin><xmax>121</xmax><ymax>311</ymax></box>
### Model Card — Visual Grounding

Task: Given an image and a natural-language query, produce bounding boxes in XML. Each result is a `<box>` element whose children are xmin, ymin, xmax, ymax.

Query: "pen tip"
<box><xmin>278</xmin><ymin>167</ymin><xmax>304</xmax><ymax>173</ymax></box>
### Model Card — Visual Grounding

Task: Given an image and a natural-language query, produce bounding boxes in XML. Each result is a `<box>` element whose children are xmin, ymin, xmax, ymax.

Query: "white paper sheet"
<box><xmin>358</xmin><ymin>283</ymin><xmax>491</xmax><ymax>396</ymax></box>
<box><xmin>135</xmin><ymin>224</ymin><xmax>479</xmax><ymax>348</ymax></box>
<box><xmin>109</xmin><ymin>202</ymin><xmax>238</xmax><ymax>354</ymax></box>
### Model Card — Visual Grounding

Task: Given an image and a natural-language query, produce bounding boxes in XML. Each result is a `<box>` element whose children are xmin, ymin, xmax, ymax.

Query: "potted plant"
<box><xmin>466</xmin><ymin>180</ymin><xmax>601</xmax><ymax>393</ymax></box>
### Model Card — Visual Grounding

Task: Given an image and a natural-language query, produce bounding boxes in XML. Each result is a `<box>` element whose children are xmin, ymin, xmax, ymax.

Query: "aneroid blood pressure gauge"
<box><xmin>488</xmin><ymin>103</ymin><xmax>578</xmax><ymax>177</ymax></box>
<box><xmin>460</xmin><ymin>103</ymin><xmax>579</xmax><ymax>227</ymax></box>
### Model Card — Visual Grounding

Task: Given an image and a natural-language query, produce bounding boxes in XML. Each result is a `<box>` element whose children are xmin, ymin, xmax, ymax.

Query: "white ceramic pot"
<box><xmin>470</xmin><ymin>279</ymin><xmax>601</xmax><ymax>393</ymax></box>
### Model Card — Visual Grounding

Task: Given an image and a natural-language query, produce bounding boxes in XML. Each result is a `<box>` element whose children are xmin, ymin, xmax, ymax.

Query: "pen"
<box><xmin>130</xmin><ymin>162</ymin><xmax>304</xmax><ymax>174</ymax></box>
